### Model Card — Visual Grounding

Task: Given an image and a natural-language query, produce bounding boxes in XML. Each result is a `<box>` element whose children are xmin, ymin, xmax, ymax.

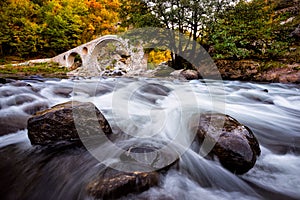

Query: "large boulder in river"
<box><xmin>27</xmin><ymin>101</ymin><xmax>112</xmax><ymax>145</ymax></box>
<box><xmin>86</xmin><ymin>167</ymin><xmax>160</xmax><ymax>199</ymax></box>
<box><xmin>190</xmin><ymin>113</ymin><xmax>261</xmax><ymax>174</ymax></box>
<box><xmin>86</xmin><ymin>141</ymin><xmax>179</xmax><ymax>199</ymax></box>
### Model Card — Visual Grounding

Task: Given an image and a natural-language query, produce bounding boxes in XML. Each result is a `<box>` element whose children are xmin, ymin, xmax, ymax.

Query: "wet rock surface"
<box><xmin>85</xmin><ymin>141</ymin><xmax>179</xmax><ymax>199</ymax></box>
<box><xmin>131</xmin><ymin>83</ymin><xmax>172</xmax><ymax>104</ymax></box>
<box><xmin>52</xmin><ymin>86</ymin><xmax>73</xmax><ymax>97</ymax></box>
<box><xmin>0</xmin><ymin>142</ymin><xmax>101</xmax><ymax>200</ymax></box>
<box><xmin>6</xmin><ymin>94</ymin><xmax>36</xmax><ymax>106</ymax></box>
<box><xmin>27</xmin><ymin>101</ymin><xmax>112</xmax><ymax>145</ymax></box>
<box><xmin>180</xmin><ymin>69</ymin><xmax>199</xmax><ymax>80</ymax></box>
<box><xmin>22</xmin><ymin>101</ymin><xmax>49</xmax><ymax>115</ymax></box>
<box><xmin>190</xmin><ymin>113</ymin><xmax>261</xmax><ymax>174</ymax></box>
<box><xmin>86</xmin><ymin>167</ymin><xmax>160</xmax><ymax>199</ymax></box>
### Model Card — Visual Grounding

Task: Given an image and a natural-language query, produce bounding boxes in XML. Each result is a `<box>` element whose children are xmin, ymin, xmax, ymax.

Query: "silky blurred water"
<box><xmin>0</xmin><ymin>77</ymin><xmax>299</xmax><ymax>200</ymax></box>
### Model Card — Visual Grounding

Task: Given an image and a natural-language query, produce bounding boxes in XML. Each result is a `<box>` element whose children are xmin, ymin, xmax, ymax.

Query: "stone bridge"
<box><xmin>52</xmin><ymin>35</ymin><xmax>127</xmax><ymax>68</ymax></box>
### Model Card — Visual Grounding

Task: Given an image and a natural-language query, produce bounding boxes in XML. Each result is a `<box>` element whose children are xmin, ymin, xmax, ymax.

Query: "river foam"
<box><xmin>0</xmin><ymin>77</ymin><xmax>299</xmax><ymax>199</ymax></box>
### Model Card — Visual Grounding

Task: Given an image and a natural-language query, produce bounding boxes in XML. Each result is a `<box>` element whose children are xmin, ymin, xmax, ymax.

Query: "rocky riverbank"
<box><xmin>0</xmin><ymin>62</ymin><xmax>69</xmax><ymax>79</ymax></box>
<box><xmin>215</xmin><ymin>60</ymin><xmax>300</xmax><ymax>83</ymax></box>
<box><xmin>1</xmin><ymin>58</ymin><xmax>299</xmax><ymax>83</ymax></box>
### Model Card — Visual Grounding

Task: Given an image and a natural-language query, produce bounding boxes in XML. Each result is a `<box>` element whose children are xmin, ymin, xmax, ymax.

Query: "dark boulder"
<box><xmin>10</xmin><ymin>81</ymin><xmax>32</xmax><ymax>87</ymax></box>
<box><xmin>131</xmin><ymin>83</ymin><xmax>171</xmax><ymax>104</ymax></box>
<box><xmin>23</xmin><ymin>101</ymin><xmax>49</xmax><ymax>115</ymax></box>
<box><xmin>6</xmin><ymin>94</ymin><xmax>36</xmax><ymax>107</ymax></box>
<box><xmin>190</xmin><ymin>113</ymin><xmax>261</xmax><ymax>174</ymax></box>
<box><xmin>52</xmin><ymin>86</ymin><xmax>73</xmax><ymax>97</ymax></box>
<box><xmin>180</xmin><ymin>69</ymin><xmax>199</xmax><ymax>80</ymax></box>
<box><xmin>86</xmin><ymin>167</ymin><xmax>160</xmax><ymax>199</ymax></box>
<box><xmin>86</xmin><ymin>141</ymin><xmax>179</xmax><ymax>199</ymax></box>
<box><xmin>27</xmin><ymin>101</ymin><xmax>112</xmax><ymax>145</ymax></box>
<box><xmin>86</xmin><ymin>139</ymin><xmax>179</xmax><ymax>199</ymax></box>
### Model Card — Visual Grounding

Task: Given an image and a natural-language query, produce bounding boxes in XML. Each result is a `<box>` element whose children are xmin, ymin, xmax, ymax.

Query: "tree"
<box><xmin>143</xmin><ymin>0</ymin><xmax>236</xmax><ymax>69</ymax></box>
<box><xmin>0</xmin><ymin>0</ymin><xmax>122</xmax><ymax>59</ymax></box>
<box><xmin>119</xmin><ymin>0</ymin><xmax>161</xmax><ymax>29</ymax></box>
<box><xmin>82</xmin><ymin>0</ymin><xmax>121</xmax><ymax>42</ymax></box>
<box><xmin>0</xmin><ymin>0</ymin><xmax>40</xmax><ymax>57</ymax></box>
<box><xmin>208</xmin><ymin>0</ymin><xmax>294</xmax><ymax>60</ymax></box>
<box><xmin>39</xmin><ymin>0</ymin><xmax>88</xmax><ymax>55</ymax></box>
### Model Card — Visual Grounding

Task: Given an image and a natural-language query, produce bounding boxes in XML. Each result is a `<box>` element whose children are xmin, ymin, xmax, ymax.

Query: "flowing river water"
<box><xmin>0</xmin><ymin>77</ymin><xmax>299</xmax><ymax>200</ymax></box>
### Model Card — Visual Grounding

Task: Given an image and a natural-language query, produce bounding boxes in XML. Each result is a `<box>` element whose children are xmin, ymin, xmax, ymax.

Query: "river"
<box><xmin>0</xmin><ymin>77</ymin><xmax>299</xmax><ymax>200</ymax></box>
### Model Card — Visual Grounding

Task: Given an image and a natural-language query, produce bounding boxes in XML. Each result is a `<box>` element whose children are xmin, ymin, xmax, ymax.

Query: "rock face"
<box><xmin>260</xmin><ymin>64</ymin><xmax>300</xmax><ymax>83</ymax></box>
<box><xmin>191</xmin><ymin>113</ymin><xmax>261</xmax><ymax>174</ymax></box>
<box><xmin>215</xmin><ymin>60</ymin><xmax>300</xmax><ymax>83</ymax></box>
<box><xmin>180</xmin><ymin>69</ymin><xmax>199</xmax><ymax>80</ymax></box>
<box><xmin>86</xmin><ymin>167</ymin><xmax>160</xmax><ymax>199</ymax></box>
<box><xmin>85</xmin><ymin>142</ymin><xmax>179</xmax><ymax>199</ymax></box>
<box><xmin>216</xmin><ymin>60</ymin><xmax>260</xmax><ymax>80</ymax></box>
<box><xmin>27</xmin><ymin>101</ymin><xmax>112</xmax><ymax>145</ymax></box>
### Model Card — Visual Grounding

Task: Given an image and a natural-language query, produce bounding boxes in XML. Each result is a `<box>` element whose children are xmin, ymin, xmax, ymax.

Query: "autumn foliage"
<box><xmin>1</xmin><ymin>0</ymin><xmax>298</xmax><ymax>65</ymax></box>
<box><xmin>0</xmin><ymin>0</ymin><xmax>121</xmax><ymax>58</ymax></box>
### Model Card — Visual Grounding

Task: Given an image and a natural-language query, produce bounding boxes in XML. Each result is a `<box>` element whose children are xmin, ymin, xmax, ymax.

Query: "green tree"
<box><xmin>0</xmin><ymin>0</ymin><xmax>122</xmax><ymax>59</ymax></box>
<box><xmin>208</xmin><ymin>0</ymin><xmax>294</xmax><ymax>60</ymax></box>
<box><xmin>143</xmin><ymin>0</ymin><xmax>236</xmax><ymax>69</ymax></box>
<box><xmin>119</xmin><ymin>0</ymin><xmax>160</xmax><ymax>29</ymax></box>
<box><xmin>81</xmin><ymin>0</ymin><xmax>121</xmax><ymax>42</ymax></box>
<box><xmin>38</xmin><ymin>0</ymin><xmax>87</xmax><ymax>55</ymax></box>
<box><xmin>0</xmin><ymin>0</ymin><xmax>40</xmax><ymax>58</ymax></box>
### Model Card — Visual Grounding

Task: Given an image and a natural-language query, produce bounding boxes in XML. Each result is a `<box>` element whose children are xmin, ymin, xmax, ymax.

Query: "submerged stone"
<box><xmin>190</xmin><ymin>113</ymin><xmax>261</xmax><ymax>174</ymax></box>
<box><xmin>27</xmin><ymin>101</ymin><xmax>112</xmax><ymax>145</ymax></box>
<box><xmin>180</xmin><ymin>69</ymin><xmax>199</xmax><ymax>80</ymax></box>
<box><xmin>86</xmin><ymin>139</ymin><xmax>179</xmax><ymax>199</ymax></box>
<box><xmin>86</xmin><ymin>167</ymin><xmax>160</xmax><ymax>200</ymax></box>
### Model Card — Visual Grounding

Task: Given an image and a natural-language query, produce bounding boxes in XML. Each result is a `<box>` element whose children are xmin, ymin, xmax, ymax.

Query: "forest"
<box><xmin>0</xmin><ymin>0</ymin><xmax>299</xmax><ymax>65</ymax></box>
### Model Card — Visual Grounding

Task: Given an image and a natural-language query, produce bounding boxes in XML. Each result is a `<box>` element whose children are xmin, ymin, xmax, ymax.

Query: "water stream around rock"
<box><xmin>0</xmin><ymin>77</ymin><xmax>299</xmax><ymax>200</ymax></box>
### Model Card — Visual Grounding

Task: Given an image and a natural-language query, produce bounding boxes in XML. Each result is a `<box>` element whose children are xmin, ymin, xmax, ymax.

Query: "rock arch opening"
<box><xmin>67</xmin><ymin>52</ymin><xmax>82</xmax><ymax>69</ymax></box>
<box><xmin>91</xmin><ymin>39</ymin><xmax>130</xmax><ymax>71</ymax></box>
